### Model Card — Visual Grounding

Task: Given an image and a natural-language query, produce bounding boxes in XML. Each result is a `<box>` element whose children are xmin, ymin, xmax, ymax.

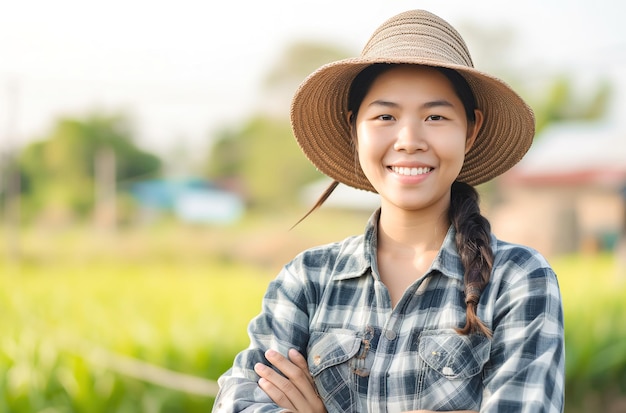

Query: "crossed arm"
<box><xmin>255</xmin><ymin>348</ymin><xmax>477</xmax><ymax>413</ymax></box>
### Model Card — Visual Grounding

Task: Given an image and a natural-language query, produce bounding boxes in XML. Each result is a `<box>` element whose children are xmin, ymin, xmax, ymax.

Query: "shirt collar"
<box><xmin>430</xmin><ymin>226</ymin><xmax>465</xmax><ymax>282</ymax></box>
<box><xmin>331</xmin><ymin>208</ymin><xmax>465</xmax><ymax>282</ymax></box>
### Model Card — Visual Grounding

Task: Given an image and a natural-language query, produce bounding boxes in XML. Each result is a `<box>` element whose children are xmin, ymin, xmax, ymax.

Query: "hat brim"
<box><xmin>290</xmin><ymin>57</ymin><xmax>535</xmax><ymax>191</ymax></box>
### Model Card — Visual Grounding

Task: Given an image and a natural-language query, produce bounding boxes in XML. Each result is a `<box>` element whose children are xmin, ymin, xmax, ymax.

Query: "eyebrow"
<box><xmin>367</xmin><ymin>99</ymin><xmax>455</xmax><ymax>109</ymax></box>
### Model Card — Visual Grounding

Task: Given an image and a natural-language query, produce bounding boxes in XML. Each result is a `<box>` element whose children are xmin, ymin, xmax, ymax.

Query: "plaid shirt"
<box><xmin>214</xmin><ymin>209</ymin><xmax>564</xmax><ymax>413</ymax></box>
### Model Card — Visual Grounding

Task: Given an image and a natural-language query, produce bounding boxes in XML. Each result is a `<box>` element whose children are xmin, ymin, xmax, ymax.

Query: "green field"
<box><xmin>1</xmin><ymin>219</ymin><xmax>625</xmax><ymax>412</ymax></box>
<box><xmin>1</xmin><ymin>259</ymin><xmax>271</xmax><ymax>412</ymax></box>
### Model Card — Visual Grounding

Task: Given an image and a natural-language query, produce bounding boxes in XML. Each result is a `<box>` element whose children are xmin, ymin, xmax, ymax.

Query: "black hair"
<box><xmin>347</xmin><ymin>63</ymin><xmax>477</xmax><ymax>129</ymax></box>
<box><xmin>296</xmin><ymin>64</ymin><xmax>494</xmax><ymax>337</ymax></box>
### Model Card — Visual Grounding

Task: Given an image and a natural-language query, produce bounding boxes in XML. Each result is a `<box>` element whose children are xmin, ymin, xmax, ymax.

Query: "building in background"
<box><xmin>491</xmin><ymin>120</ymin><xmax>625</xmax><ymax>257</ymax></box>
<box><xmin>130</xmin><ymin>178</ymin><xmax>244</xmax><ymax>225</ymax></box>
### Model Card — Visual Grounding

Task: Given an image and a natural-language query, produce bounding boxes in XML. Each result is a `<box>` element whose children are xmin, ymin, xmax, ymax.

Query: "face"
<box><xmin>354</xmin><ymin>65</ymin><xmax>482</xmax><ymax>215</ymax></box>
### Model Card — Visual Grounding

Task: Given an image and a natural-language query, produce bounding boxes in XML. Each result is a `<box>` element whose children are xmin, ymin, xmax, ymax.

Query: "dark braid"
<box><xmin>449</xmin><ymin>181</ymin><xmax>494</xmax><ymax>338</ymax></box>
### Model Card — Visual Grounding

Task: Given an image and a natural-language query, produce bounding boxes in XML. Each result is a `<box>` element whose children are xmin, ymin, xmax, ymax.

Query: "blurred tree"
<box><xmin>207</xmin><ymin>35</ymin><xmax>612</xmax><ymax>210</ymax></box>
<box><xmin>263</xmin><ymin>41</ymin><xmax>351</xmax><ymax>105</ymax></box>
<box><xmin>208</xmin><ymin>116</ymin><xmax>321</xmax><ymax>210</ymax></box>
<box><xmin>459</xmin><ymin>22</ymin><xmax>612</xmax><ymax>134</ymax></box>
<box><xmin>207</xmin><ymin>41</ymin><xmax>352</xmax><ymax>210</ymax></box>
<box><xmin>18</xmin><ymin>112</ymin><xmax>162</xmax><ymax>224</ymax></box>
<box><xmin>533</xmin><ymin>76</ymin><xmax>612</xmax><ymax>132</ymax></box>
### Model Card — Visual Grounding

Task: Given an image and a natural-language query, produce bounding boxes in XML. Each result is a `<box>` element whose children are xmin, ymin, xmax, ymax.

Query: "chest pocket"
<box><xmin>307</xmin><ymin>329</ymin><xmax>361</xmax><ymax>412</ymax></box>
<box><xmin>418</xmin><ymin>329</ymin><xmax>490</xmax><ymax>380</ymax></box>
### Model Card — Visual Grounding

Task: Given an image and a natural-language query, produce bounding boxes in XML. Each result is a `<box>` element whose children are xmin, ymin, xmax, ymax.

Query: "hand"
<box><xmin>255</xmin><ymin>348</ymin><xmax>326</xmax><ymax>413</ymax></box>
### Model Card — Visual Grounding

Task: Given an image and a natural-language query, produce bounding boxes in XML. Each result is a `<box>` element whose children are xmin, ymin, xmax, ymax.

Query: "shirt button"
<box><xmin>313</xmin><ymin>355</ymin><xmax>321</xmax><ymax>366</ymax></box>
<box><xmin>384</xmin><ymin>330</ymin><xmax>397</xmax><ymax>340</ymax></box>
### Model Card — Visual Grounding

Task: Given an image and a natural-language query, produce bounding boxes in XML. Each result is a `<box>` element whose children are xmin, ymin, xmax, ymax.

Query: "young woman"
<box><xmin>213</xmin><ymin>10</ymin><xmax>564</xmax><ymax>413</ymax></box>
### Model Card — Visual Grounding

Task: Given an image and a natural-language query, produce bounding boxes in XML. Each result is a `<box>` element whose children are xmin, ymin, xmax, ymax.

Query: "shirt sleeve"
<box><xmin>212</xmin><ymin>263</ymin><xmax>314</xmax><ymax>413</ymax></box>
<box><xmin>481</xmin><ymin>255</ymin><xmax>565</xmax><ymax>413</ymax></box>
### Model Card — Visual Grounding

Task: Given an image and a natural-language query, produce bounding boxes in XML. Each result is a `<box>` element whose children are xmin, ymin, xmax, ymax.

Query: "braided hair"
<box><xmin>296</xmin><ymin>63</ymin><xmax>494</xmax><ymax>337</ymax></box>
<box><xmin>449</xmin><ymin>181</ymin><xmax>493</xmax><ymax>337</ymax></box>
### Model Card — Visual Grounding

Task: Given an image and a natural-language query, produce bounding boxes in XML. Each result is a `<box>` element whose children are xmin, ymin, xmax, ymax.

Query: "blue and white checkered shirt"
<box><xmin>214</xmin><ymin>209</ymin><xmax>564</xmax><ymax>412</ymax></box>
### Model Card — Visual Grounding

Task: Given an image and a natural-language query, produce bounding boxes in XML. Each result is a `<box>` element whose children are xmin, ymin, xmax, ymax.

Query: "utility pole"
<box><xmin>94</xmin><ymin>146</ymin><xmax>117</xmax><ymax>232</ymax></box>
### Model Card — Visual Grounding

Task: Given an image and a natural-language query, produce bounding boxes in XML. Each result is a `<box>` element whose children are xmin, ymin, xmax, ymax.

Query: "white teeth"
<box><xmin>391</xmin><ymin>166</ymin><xmax>432</xmax><ymax>176</ymax></box>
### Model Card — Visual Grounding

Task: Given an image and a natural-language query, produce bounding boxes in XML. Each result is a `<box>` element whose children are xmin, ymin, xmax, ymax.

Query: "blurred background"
<box><xmin>1</xmin><ymin>0</ymin><xmax>625</xmax><ymax>412</ymax></box>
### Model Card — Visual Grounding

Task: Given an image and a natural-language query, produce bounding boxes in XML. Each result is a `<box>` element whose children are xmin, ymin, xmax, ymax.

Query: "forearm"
<box><xmin>214</xmin><ymin>266</ymin><xmax>314</xmax><ymax>413</ymax></box>
<box><xmin>402</xmin><ymin>411</ymin><xmax>478</xmax><ymax>412</ymax></box>
<box><xmin>213</xmin><ymin>373</ymin><xmax>282</xmax><ymax>413</ymax></box>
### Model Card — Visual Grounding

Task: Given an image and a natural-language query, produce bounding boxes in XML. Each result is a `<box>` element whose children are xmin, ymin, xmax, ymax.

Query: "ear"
<box><xmin>465</xmin><ymin>109</ymin><xmax>484</xmax><ymax>154</ymax></box>
<box><xmin>347</xmin><ymin>111</ymin><xmax>358</xmax><ymax>148</ymax></box>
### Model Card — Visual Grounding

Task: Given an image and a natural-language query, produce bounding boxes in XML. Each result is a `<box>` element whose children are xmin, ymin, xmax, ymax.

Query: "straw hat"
<box><xmin>290</xmin><ymin>9</ymin><xmax>535</xmax><ymax>191</ymax></box>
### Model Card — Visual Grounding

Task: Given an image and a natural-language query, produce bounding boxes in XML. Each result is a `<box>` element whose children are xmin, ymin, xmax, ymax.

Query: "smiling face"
<box><xmin>353</xmin><ymin>65</ymin><xmax>482</xmax><ymax>216</ymax></box>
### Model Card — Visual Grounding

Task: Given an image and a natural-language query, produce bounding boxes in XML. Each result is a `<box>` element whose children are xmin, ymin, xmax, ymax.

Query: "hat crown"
<box><xmin>290</xmin><ymin>9</ymin><xmax>535</xmax><ymax>191</ymax></box>
<box><xmin>361</xmin><ymin>10</ymin><xmax>474</xmax><ymax>68</ymax></box>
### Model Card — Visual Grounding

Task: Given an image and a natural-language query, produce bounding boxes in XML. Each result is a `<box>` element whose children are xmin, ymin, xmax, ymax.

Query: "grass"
<box><xmin>550</xmin><ymin>253</ymin><xmax>626</xmax><ymax>412</ymax></box>
<box><xmin>1</xmin><ymin>225</ymin><xmax>274</xmax><ymax>412</ymax></box>
<box><xmin>1</xmin><ymin>215</ymin><xmax>625</xmax><ymax>412</ymax></box>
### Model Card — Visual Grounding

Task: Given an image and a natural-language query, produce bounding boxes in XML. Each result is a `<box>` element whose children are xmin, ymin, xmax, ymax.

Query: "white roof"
<box><xmin>514</xmin><ymin>121</ymin><xmax>626</xmax><ymax>175</ymax></box>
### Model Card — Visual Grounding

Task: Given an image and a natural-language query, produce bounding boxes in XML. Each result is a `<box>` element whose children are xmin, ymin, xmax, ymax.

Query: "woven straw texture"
<box><xmin>290</xmin><ymin>9</ymin><xmax>535</xmax><ymax>191</ymax></box>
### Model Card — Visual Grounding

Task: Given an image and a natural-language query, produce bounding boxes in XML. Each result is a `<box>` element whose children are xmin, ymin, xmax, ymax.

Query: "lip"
<box><xmin>388</xmin><ymin>160</ymin><xmax>434</xmax><ymax>169</ymax></box>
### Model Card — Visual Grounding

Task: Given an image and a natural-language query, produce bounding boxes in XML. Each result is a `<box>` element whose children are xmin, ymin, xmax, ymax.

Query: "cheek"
<box><xmin>356</xmin><ymin>133</ymin><xmax>381</xmax><ymax>164</ymax></box>
<box><xmin>356</xmin><ymin>141</ymin><xmax>370</xmax><ymax>171</ymax></box>
<box><xmin>355</xmin><ymin>136</ymin><xmax>381</xmax><ymax>180</ymax></box>
<box><xmin>356</xmin><ymin>125</ymin><xmax>387</xmax><ymax>153</ymax></box>
<box><xmin>427</xmin><ymin>137</ymin><xmax>467</xmax><ymax>177</ymax></box>
<box><xmin>439</xmin><ymin>134</ymin><xmax>469</xmax><ymax>159</ymax></box>
<box><xmin>444</xmin><ymin>141</ymin><xmax>470</xmax><ymax>174</ymax></box>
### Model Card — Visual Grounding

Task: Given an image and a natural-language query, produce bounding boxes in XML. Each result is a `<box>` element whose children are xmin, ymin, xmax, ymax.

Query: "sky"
<box><xmin>1</xmin><ymin>0</ymin><xmax>624</xmax><ymax>166</ymax></box>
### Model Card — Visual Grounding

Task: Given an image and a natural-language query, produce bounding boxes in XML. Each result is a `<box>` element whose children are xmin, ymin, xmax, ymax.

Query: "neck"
<box><xmin>377</xmin><ymin>204</ymin><xmax>450</xmax><ymax>256</ymax></box>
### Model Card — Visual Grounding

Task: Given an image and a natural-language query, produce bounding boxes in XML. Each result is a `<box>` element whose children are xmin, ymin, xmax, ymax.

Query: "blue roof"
<box><xmin>130</xmin><ymin>178</ymin><xmax>244</xmax><ymax>223</ymax></box>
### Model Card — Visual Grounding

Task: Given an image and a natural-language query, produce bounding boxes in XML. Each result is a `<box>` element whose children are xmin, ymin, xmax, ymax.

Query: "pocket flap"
<box><xmin>308</xmin><ymin>329</ymin><xmax>361</xmax><ymax>377</ymax></box>
<box><xmin>418</xmin><ymin>329</ymin><xmax>490</xmax><ymax>380</ymax></box>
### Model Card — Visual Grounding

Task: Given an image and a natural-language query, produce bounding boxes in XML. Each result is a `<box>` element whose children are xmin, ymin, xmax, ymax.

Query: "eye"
<box><xmin>426</xmin><ymin>114</ymin><xmax>445</xmax><ymax>121</ymax></box>
<box><xmin>378</xmin><ymin>114</ymin><xmax>395</xmax><ymax>121</ymax></box>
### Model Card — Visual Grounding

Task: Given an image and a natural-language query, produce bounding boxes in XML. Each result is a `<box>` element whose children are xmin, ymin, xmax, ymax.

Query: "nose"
<box><xmin>393</xmin><ymin>122</ymin><xmax>427</xmax><ymax>153</ymax></box>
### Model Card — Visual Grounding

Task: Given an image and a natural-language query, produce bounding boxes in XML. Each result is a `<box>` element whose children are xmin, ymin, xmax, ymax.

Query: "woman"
<box><xmin>213</xmin><ymin>9</ymin><xmax>564</xmax><ymax>413</ymax></box>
